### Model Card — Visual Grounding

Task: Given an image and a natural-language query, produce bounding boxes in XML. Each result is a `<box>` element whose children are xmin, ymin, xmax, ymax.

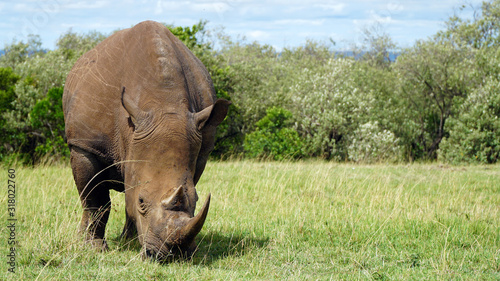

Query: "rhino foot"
<box><xmin>85</xmin><ymin>238</ymin><xmax>109</xmax><ymax>251</ymax></box>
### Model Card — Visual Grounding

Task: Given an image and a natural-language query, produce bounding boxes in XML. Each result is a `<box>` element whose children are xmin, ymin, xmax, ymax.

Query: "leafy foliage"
<box><xmin>167</xmin><ymin>20</ymin><xmax>208</xmax><ymax>50</ymax></box>
<box><xmin>434</xmin><ymin>0</ymin><xmax>500</xmax><ymax>163</ymax></box>
<box><xmin>393</xmin><ymin>40</ymin><xmax>476</xmax><ymax>160</ymax></box>
<box><xmin>30</xmin><ymin>87</ymin><xmax>68</xmax><ymax>160</ymax></box>
<box><xmin>0</xmin><ymin>31</ymin><xmax>105</xmax><ymax>164</ymax></box>
<box><xmin>290</xmin><ymin>58</ymin><xmax>367</xmax><ymax>160</ymax></box>
<box><xmin>56</xmin><ymin>29</ymin><xmax>107</xmax><ymax>60</ymax></box>
<box><xmin>0</xmin><ymin>35</ymin><xmax>45</xmax><ymax>70</ymax></box>
<box><xmin>439</xmin><ymin>74</ymin><xmax>500</xmax><ymax>163</ymax></box>
<box><xmin>439</xmin><ymin>0</ymin><xmax>500</xmax><ymax>49</ymax></box>
<box><xmin>221</xmin><ymin>41</ymin><xmax>292</xmax><ymax>133</ymax></box>
<box><xmin>348</xmin><ymin>121</ymin><xmax>402</xmax><ymax>163</ymax></box>
<box><xmin>165</xmin><ymin>21</ymin><xmax>243</xmax><ymax>157</ymax></box>
<box><xmin>244</xmin><ymin>107</ymin><xmax>304</xmax><ymax>160</ymax></box>
<box><xmin>0</xmin><ymin>67</ymin><xmax>19</xmax><ymax>114</ymax></box>
<box><xmin>2</xmin><ymin>1</ymin><xmax>500</xmax><ymax>163</ymax></box>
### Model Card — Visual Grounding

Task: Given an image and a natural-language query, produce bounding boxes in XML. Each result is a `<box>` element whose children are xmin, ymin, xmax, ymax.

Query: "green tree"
<box><xmin>289</xmin><ymin>57</ymin><xmax>371</xmax><ymax>160</ymax></box>
<box><xmin>221</xmin><ymin>41</ymin><xmax>287</xmax><ymax>133</ymax></box>
<box><xmin>0</xmin><ymin>30</ymin><xmax>105</xmax><ymax>163</ymax></box>
<box><xmin>0</xmin><ymin>67</ymin><xmax>20</xmax><ymax>114</ymax></box>
<box><xmin>0</xmin><ymin>76</ymin><xmax>43</xmax><ymax>163</ymax></box>
<box><xmin>217</xmin><ymin>38</ymin><xmax>335</xmax><ymax>156</ymax></box>
<box><xmin>167</xmin><ymin>20</ymin><xmax>208</xmax><ymax>50</ymax></box>
<box><xmin>360</xmin><ymin>23</ymin><xmax>397</xmax><ymax>69</ymax></box>
<box><xmin>56</xmin><ymin>29</ymin><xmax>106</xmax><ymax>60</ymax></box>
<box><xmin>439</xmin><ymin>76</ymin><xmax>500</xmax><ymax>163</ymax></box>
<box><xmin>394</xmin><ymin>40</ymin><xmax>475</xmax><ymax>160</ymax></box>
<box><xmin>434</xmin><ymin>0</ymin><xmax>500</xmax><ymax>163</ymax></box>
<box><xmin>0</xmin><ymin>35</ymin><xmax>45</xmax><ymax>70</ymax></box>
<box><xmin>30</xmin><ymin>87</ymin><xmax>68</xmax><ymax>160</ymax></box>
<box><xmin>0</xmin><ymin>67</ymin><xmax>21</xmax><ymax>161</ymax></box>
<box><xmin>439</xmin><ymin>0</ymin><xmax>500</xmax><ymax>49</ymax></box>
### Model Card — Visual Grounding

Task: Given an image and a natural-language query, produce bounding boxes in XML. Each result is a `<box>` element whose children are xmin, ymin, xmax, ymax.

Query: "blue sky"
<box><xmin>0</xmin><ymin>0</ymin><xmax>483</xmax><ymax>51</ymax></box>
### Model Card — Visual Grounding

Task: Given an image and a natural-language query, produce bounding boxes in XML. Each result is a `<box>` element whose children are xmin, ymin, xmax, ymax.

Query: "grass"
<box><xmin>1</xmin><ymin>161</ymin><xmax>499</xmax><ymax>280</ymax></box>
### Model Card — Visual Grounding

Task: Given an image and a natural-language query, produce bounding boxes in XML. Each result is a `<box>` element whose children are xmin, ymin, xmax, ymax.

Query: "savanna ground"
<box><xmin>1</xmin><ymin>161</ymin><xmax>499</xmax><ymax>280</ymax></box>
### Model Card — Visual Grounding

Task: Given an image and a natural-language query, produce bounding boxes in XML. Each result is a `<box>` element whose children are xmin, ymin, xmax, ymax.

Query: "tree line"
<box><xmin>1</xmin><ymin>1</ymin><xmax>499</xmax><ymax>164</ymax></box>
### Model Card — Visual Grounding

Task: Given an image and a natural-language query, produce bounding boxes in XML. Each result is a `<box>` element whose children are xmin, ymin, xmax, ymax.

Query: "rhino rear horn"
<box><xmin>161</xmin><ymin>185</ymin><xmax>186</xmax><ymax>211</ymax></box>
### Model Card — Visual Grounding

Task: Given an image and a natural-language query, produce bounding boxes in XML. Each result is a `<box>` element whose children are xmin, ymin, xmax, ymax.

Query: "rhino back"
<box><xmin>63</xmin><ymin>20</ymin><xmax>216</xmax><ymax>163</ymax></box>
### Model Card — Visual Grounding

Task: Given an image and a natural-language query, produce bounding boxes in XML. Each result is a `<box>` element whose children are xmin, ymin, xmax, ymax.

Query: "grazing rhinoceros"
<box><xmin>63</xmin><ymin>20</ymin><xmax>230</xmax><ymax>261</ymax></box>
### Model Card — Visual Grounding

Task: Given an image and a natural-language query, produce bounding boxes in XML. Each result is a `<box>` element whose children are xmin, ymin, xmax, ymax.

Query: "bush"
<box><xmin>290</xmin><ymin>58</ymin><xmax>373</xmax><ymax>160</ymax></box>
<box><xmin>0</xmin><ymin>67</ymin><xmax>20</xmax><ymax>114</ymax></box>
<box><xmin>30</xmin><ymin>87</ymin><xmax>68</xmax><ymax>160</ymax></box>
<box><xmin>244</xmin><ymin>107</ymin><xmax>304</xmax><ymax>160</ymax></box>
<box><xmin>348</xmin><ymin>121</ymin><xmax>402</xmax><ymax>163</ymax></box>
<box><xmin>0</xmin><ymin>76</ymin><xmax>42</xmax><ymax>163</ymax></box>
<box><xmin>439</xmin><ymin>77</ymin><xmax>500</xmax><ymax>163</ymax></box>
<box><xmin>2</xmin><ymin>10</ymin><xmax>500</xmax><ymax>164</ymax></box>
<box><xmin>0</xmin><ymin>67</ymin><xmax>21</xmax><ymax>161</ymax></box>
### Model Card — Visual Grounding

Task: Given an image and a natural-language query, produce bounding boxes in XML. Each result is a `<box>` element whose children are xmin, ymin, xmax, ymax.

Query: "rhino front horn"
<box><xmin>179</xmin><ymin>193</ymin><xmax>211</xmax><ymax>242</ymax></box>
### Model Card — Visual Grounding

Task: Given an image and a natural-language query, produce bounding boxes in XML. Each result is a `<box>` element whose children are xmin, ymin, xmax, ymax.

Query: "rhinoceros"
<box><xmin>63</xmin><ymin>20</ymin><xmax>230</xmax><ymax>261</ymax></box>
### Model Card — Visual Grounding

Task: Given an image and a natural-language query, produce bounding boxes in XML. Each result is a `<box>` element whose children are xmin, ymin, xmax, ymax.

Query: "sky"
<box><xmin>0</xmin><ymin>0</ymin><xmax>484</xmax><ymax>51</ymax></box>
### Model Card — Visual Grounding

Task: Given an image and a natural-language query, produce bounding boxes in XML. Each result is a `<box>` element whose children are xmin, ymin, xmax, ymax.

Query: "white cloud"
<box><xmin>368</xmin><ymin>9</ymin><xmax>393</xmax><ymax>24</ymax></box>
<box><xmin>60</xmin><ymin>0</ymin><xmax>109</xmax><ymax>10</ymax></box>
<box><xmin>60</xmin><ymin>22</ymin><xmax>120</xmax><ymax>30</ymax></box>
<box><xmin>0</xmin><ymin>0</ymin><xmax>488</xmax><ymax>51</ymax></box>
<box><xmin>154</xmin><ymin>1</ymin><xmax>233</xmax><ymax>12</ymax></box>
<box><xmin>314</xmin><ymin>3</ymin><xmax>345</xmax><ymax>14</ymax></box>
<box><xmin>386</xmin><ymin>2</ymin><xmax>404</xmax><ymax>14</ymax></box>
<box><xmin>154</xmin><ymin>0</ymin><xmax>164</xmax><ymax>15</ymax></box>
<box><xmin>191</xmin><ymin>2</ymin><xmax>232</xmax><ymax>13</ymax></box>
<box><xmin>13</xmin><ymin>3</ymin><xmax>32</xmax><ymax>12</ymax></box>
<box><xmin>247</xmin><ymin>30</ymin><xmax>271</xmax><ymax>41</ymax></box>
<box><xmin>274</xmin><ymin>19</ymin><xmax>325</xmax><ymax>26</ymax></box>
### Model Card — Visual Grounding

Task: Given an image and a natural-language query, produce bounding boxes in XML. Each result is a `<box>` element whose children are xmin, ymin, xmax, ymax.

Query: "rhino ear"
<box><xmin>195</xmin><ymin>99</ymin><xmax>231</xmax><ymax>130</ymax></box>
<box><xmin>121</xmin><ymin>87</ymin><xmax>147</xmax><ymax>127</ymax></box>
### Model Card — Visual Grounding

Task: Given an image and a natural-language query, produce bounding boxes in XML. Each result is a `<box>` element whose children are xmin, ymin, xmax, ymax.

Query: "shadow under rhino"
<box><xmin>110</xmin><ymin>231</ymin><xmax>269</xmax><ymax>264</ymax></box>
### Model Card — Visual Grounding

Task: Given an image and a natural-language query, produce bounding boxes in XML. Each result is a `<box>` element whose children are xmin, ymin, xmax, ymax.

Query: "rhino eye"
<box><xmin>138</xmin><ymin>197</ymin><xmax>149</xmax><ymax>215</ymax></box>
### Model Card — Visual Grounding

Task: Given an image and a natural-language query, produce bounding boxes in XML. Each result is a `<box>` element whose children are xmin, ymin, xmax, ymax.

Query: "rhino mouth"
<box><xmin>143</xmin><ymin>246</ymin><xmax>173</xmax><ymax>262</ymax></box>
<box><xmin>143</xmin><ymin>242</ymin><xmax>194</xmax><ymax>262</ymax></box>
<box><xmin>142</xmin><ymin>232</ymin><xmax>195</xmax><ymax>262</ymax></box>
<box><xmin>142</xmin><ymin>231</ymin><xmax>172</xmax><ymax>261</ymax></box>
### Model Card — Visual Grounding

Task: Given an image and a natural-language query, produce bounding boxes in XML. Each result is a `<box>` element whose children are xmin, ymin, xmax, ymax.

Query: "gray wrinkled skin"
<box><xmin>63</xmin><ymin>21</ymin><xmax>230</xmax><ymax>261</ymax></box>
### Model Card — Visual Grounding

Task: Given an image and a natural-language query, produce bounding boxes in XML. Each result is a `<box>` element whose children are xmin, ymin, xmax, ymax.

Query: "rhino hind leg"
<box><xmin>70</xmin><ymin>146</ymin><xmax>111</xmax><ymax>250</ymax></box>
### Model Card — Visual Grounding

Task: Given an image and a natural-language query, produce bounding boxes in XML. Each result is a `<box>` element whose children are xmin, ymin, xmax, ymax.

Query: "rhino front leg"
<box><xmin>121</xmin><ymin>210</ymin><xmax>137</xmax><ymax>240</ymax></box>
<box><xmin>70</xmin><ymin>146</ymin><xmax>111</xmax><ymax>250</ymax></box>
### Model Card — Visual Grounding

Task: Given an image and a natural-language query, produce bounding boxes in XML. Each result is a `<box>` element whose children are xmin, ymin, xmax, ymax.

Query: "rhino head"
<box><xmin>121</xmin><ymin>88</ymin><xmax>229</xmax><ymax>261</ymax></box>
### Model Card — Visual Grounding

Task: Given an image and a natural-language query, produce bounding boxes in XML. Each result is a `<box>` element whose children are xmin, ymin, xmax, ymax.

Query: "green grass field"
<box><xmin>1</xmin><ymin>161</ymin><xmax>499</xmax><ymax>280</ymax></box>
